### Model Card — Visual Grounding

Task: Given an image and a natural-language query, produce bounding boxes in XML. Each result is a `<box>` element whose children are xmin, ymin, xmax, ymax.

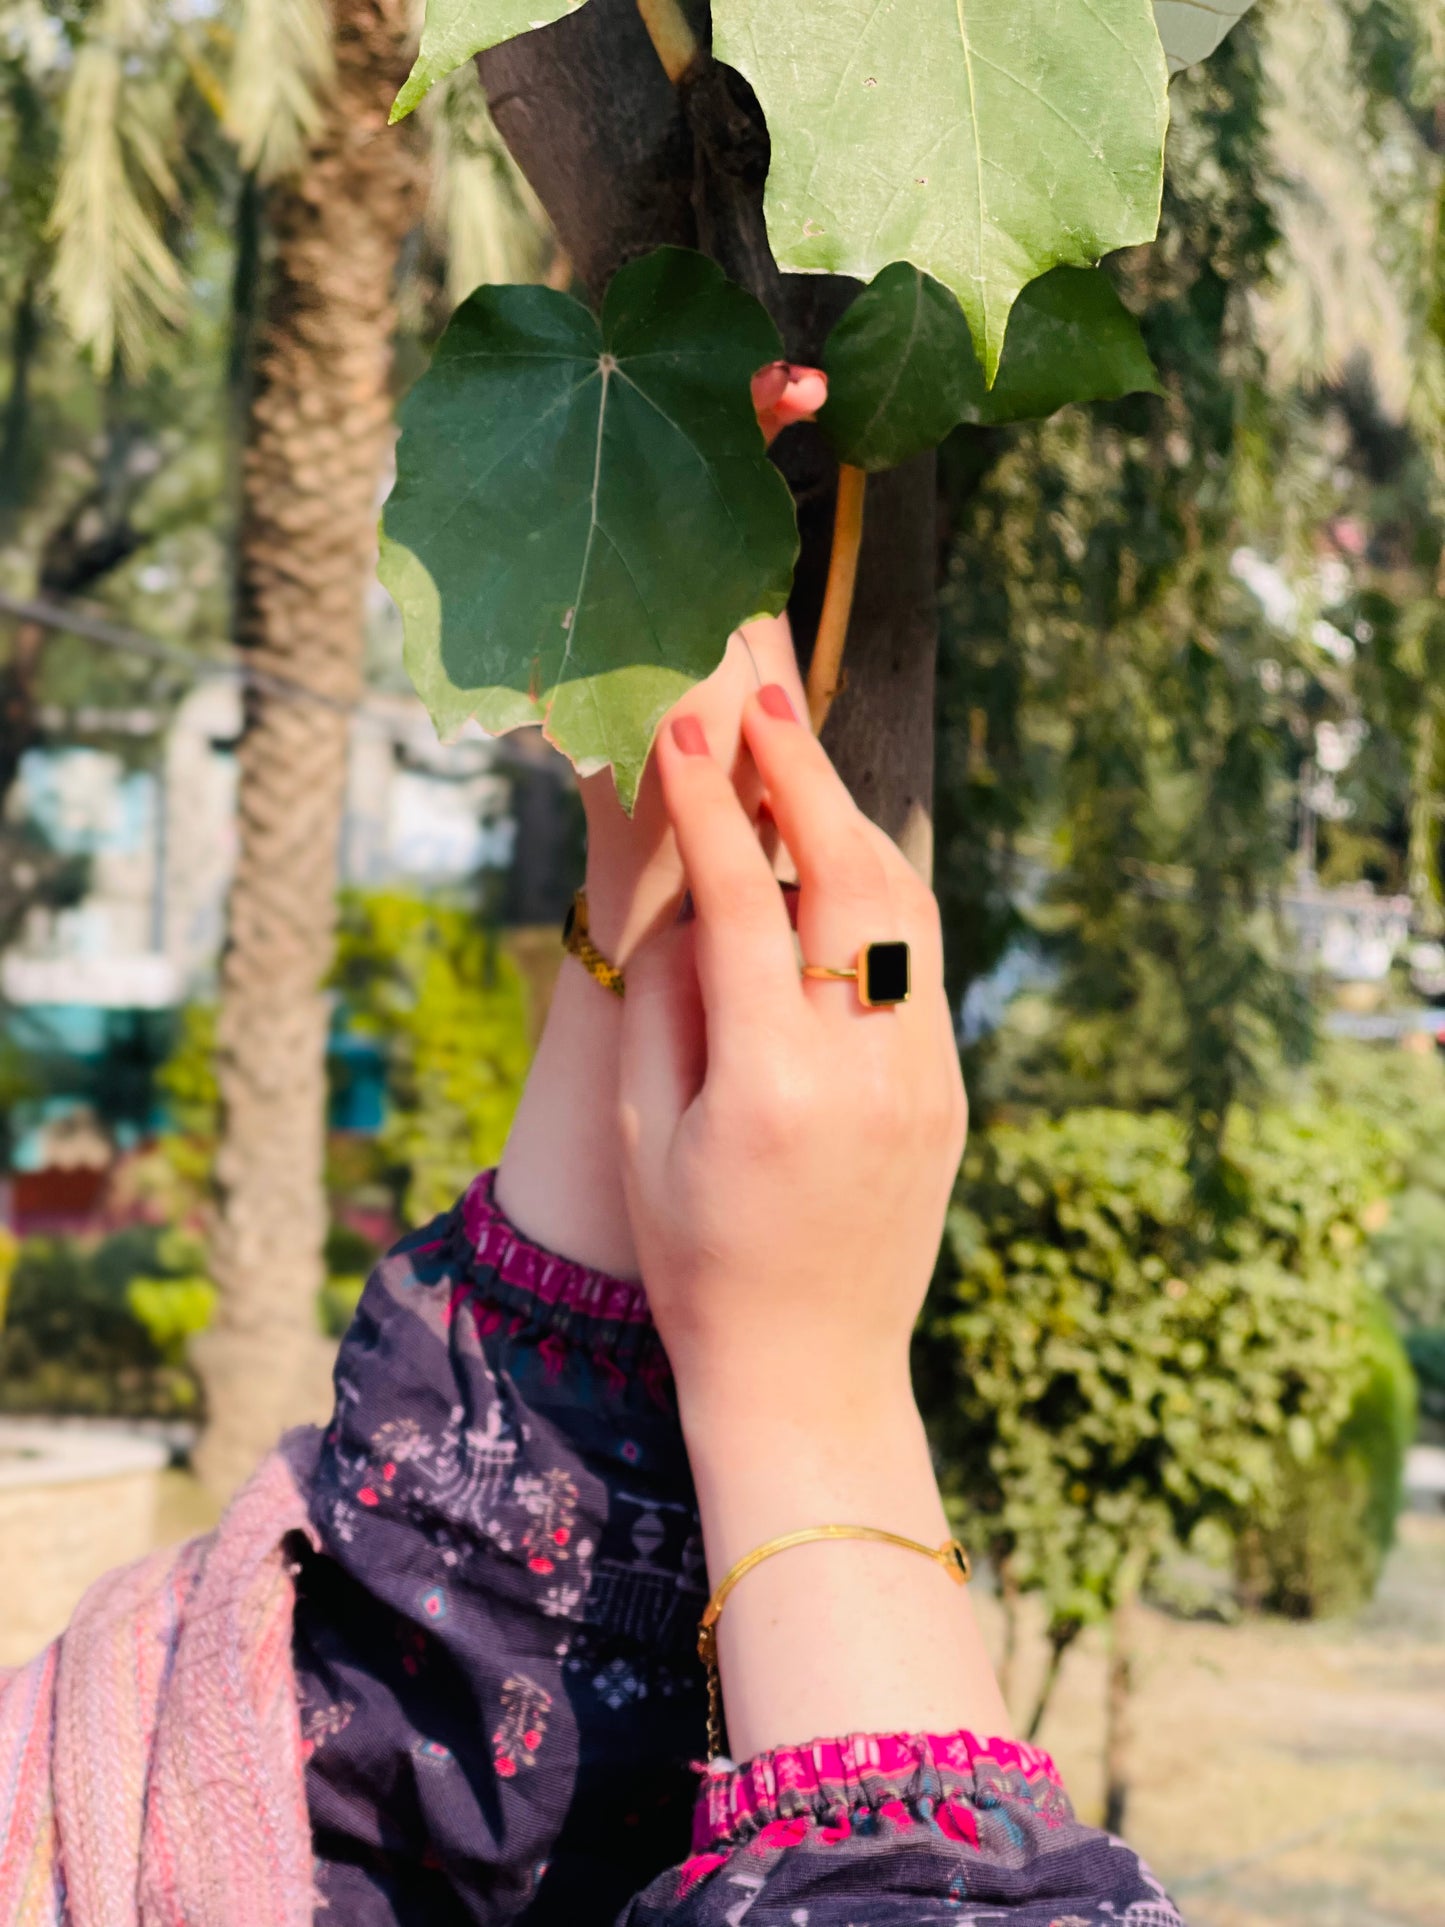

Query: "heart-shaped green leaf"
<box><xmin>380</xmin><ymin>247</ymin><xmax>799</xmax><ymax>810</ymax></box>
<box><xmin>713</xmin><ymin>0</ymin><xmax>1168</xmax><ymax>384</ymax></box>
<box><xmin>390</xmin><ymin>0</ymin><xmax>586</xmax><ymax>123</ymax></box>
<box><xmin>1154</xmin><ymin>1</ymin><xmax>1258</xmax><ymax>75</ymax></box>
<box><xmin>821</xmin><ymin>264</ymin><xmax>1161</xmax><ymax>471</ymax></box>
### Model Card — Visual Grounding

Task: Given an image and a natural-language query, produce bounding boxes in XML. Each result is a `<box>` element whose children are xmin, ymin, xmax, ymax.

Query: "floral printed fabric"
<box><xmin>291</xmin><ymin>1173</ymin><xmax>1184</xmax><ymax>1927</ymax></box>
<box><xmin>289</xmin><ymin>1174</ymin><xmax>709</xmax><ymax>1924</ymax></box>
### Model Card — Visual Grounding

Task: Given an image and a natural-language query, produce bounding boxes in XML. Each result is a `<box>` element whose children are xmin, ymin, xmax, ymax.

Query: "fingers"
<box><xmin>618</xmin><ymin>921</ymin><xmax>704</xmax><ymax>1173</ymax></box>
<box><xmin>740</xmin><ymin>687</ymin><xmax>945</xmax><ymax>1003</ymax></box>
<box><xmin>751</xmin><ymin>361</ymin><xmax>828</xmax><ymax>448</ymax></box>
<box><xmin>653</xmin><ymin>714</ymin><xmax>802</xmax><ymax>1030</ymax></box>
<box><xmin>741</xmin><ymin>685</ymin><xmax>890</xmax><ymax>901</ymax></box>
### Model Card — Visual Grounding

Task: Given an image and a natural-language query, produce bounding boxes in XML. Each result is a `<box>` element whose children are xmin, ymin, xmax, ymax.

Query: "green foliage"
<box><xmin>1241</xmin><ymin>1299</ymin><xmax>1417</xmax><ymax>1617</ymax></box>
<box><xmin>152</xmin><ymin>1002</ymin><xmax>220</xmax><ymax>1206</ymax></box>
<box><xmin>126</xmin><ymin>1262</ymin><xmax>217</xmax><ymax>1369</ymax></box>
<box><xmin>0</xmin><ymin>1226</ymin><xmax>205</xmax><ymax>1417</ymax></box>
<box><xmin>1404</xmin><ymin>1328</ymin><xmax>1445</xmax><ymax>1426</ymax></box>
<box><xmin>921</xmin><ymin>1099</ymin><xmax>1395</xmax><ymax>1630</ymax></box>
<box><xmin>333</xmin><ymin>891</ymin><xmax>532</xmax><ymax>1225</ymax></box>
<box><xmin>1370</xmin><ymin>1188</ymin><xmax>1445</xmax><ymax>1333</ymax></box>
<box><xmin>318</xmin><ymin>1223</ymin><xmax>379</xmax><ymax>1338</ymax></box>
<box><xmin>821</xmin><ymin>266</ymin><xmax>1160</xmax><ymax>473</ymax></box>
<box><xmin>384</xmin><ymin>1</ymin><xmax>1264</xmax><ymax>785</ymax></box>
<box><xmin>392</xmin><ymin>0</ymin><xmax>583</xmax><ymax>123</ymax></box>
<box><xmin>0</xmin><ymin>1226</ymin><xmax>17</xmax><ymax>1330</ymax></box>
<box><xmin>935</xmin><ymin>21</ymin><xmax>1319</xmax><ymax>1204</ymax></box>
<box><xmin>381</xmin><ymin>248</ymin><xmax>798</xmax><ymax>809</ymax></box>
<box><xmin>714</xmin><ymin>0</ymin><xmax>1167</xmax><ymax>382</ymax></box>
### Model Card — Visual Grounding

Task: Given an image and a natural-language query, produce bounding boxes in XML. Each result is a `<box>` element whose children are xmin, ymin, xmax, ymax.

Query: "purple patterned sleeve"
<box><xmin>289</xmin><ymin>1174</ymin><xmax>1184</xmax><ymax>1927</ymax></box>
<box><xmin>620</xmin><ymin>1731</ymin><xmax>1185</xmax><ymax>1925</ymax></box>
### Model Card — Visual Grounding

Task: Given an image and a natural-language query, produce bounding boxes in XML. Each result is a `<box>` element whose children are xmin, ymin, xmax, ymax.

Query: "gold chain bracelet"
<box><xmin>696</xmin><ymin>1526</ymin><xmax>971</xmax><ymax>1761</ymax></box>
<box><xmin>562</xmin><ymin>888</ymin><xmax>626</xmax><ymax>999</ymax></box>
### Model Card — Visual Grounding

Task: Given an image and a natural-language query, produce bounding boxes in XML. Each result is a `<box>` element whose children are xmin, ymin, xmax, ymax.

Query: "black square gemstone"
<box><xmin>862</xmin><ymin>940</ymin><xmax>910</xmax><ymax>1007</ymax></box>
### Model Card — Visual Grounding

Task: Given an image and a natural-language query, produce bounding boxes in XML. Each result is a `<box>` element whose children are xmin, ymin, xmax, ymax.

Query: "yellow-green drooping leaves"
<box><xmin>821</xmin><ymin>264</ymin><xmax>1161</xmax><ymax>473</ymax></box>
<box><xmin>713</xmin><ymin>0</ymin><xmax>1168</xmax><ymax>383</ymax></box>
<box><xmin>381</xmin><ymin>248</ymin><xmax>798</xmax><ymax>808</ymax></box>
<box><xmin>391</xmin><ymin>0</ymin><xmax>586</xmax><ymax>122</ymax></box>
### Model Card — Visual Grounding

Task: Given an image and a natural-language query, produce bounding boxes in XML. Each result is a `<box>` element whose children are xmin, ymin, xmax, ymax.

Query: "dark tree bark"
<box><xmin>479</xmin><ymin>0</ymin><xmax>936</xmax><ymax>873</ymax></box>
<box><xmin>0</xmin><ymin>447</ymin><xmax>152</xmax><ymax>803</ymax></box>
<box><xmin>1103</xmin><ymin>1594</ymin><xmax>1137</xmax><ymax>1836</ymax></box>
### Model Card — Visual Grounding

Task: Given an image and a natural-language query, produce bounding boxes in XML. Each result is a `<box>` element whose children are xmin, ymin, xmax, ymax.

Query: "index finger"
<box><xmin>653</xmin><ymin>714</ymin><xmax>803</xmax><ymax>1030</ymax></box>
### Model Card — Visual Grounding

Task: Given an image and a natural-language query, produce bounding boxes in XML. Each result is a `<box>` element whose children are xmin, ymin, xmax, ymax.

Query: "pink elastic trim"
<box><xmin>694</xmin><ymin>1730</ymin><xmax>1061</xmax><ymax>1853</ymax></box>
<box><xmin>461</xmin><ymin>1170</ymin><xmax>653</xmax><ymax>1328</ymax></box>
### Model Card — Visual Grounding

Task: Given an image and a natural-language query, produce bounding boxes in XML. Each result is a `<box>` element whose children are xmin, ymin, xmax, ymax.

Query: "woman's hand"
<box><xmin>619</xmin><ymin>685</ymin><xmax>965</xmax><ymax>1431</ymax></box>
<box><xmin>618</xmin><ymin>689</ymin><xmax>1004</xmax><ymax>1757</ymax></box>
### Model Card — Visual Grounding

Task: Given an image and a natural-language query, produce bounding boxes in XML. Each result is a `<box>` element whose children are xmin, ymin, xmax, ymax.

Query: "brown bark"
<box><xmin>1103</xmin><ymin>1594</ymin><xmax>1137</xmax><ymax>1836</ymax></box>
<box><xmin>1024</xmin><ymin>1616</ymin><xmax>1080</xmax><ymax>1743</ymax></box>
<box><xmin>479</xmin><ymin>0</ymin><xmax>936</xmax><ymax>873</ymax></box>
<box><xmin>996</xmin><ymin>1552</ymin><xmax>1021</xmax><ymax>1714</ymax></box>
<box><xmin>194</xmin><ymin>0</ymin><xmax>424</xmax><ymax>1497</ymax></box>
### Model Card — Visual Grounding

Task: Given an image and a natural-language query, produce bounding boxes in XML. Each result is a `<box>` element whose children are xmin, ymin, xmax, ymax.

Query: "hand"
<box><xmin>618</xmin><ymin>687</ymin><xmax>966</xmax><ymax>1440</ymax></box>
<box><xmin>618</xmin><ymin>690</ymin><xmax>1004</xmax><ymax>1756</ymax></box>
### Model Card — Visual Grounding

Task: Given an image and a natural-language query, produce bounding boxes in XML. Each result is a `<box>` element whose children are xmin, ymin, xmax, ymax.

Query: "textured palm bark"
<box><xmin>479</xmin><ymin>0</ymin><xmax>937</xmax><ymax>875</ymax></box>
<box><xmin>195</xmin><ymin>0</ymin><xmax>424</xmax><ymax>1497</ymax></box>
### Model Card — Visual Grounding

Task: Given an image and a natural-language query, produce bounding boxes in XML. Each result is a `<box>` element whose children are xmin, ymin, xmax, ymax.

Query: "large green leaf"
<box><xmin>822</xmin><ymin>264</ymin><xmax>1161</xmax><ymax>471</ymax></box>
<box><xmin>713</xmin><ymin>0</ymin><xmax>1168</xmax><ymax>384</ymax></box>
<box><xmin>1153</xmin><ymin>1</ymin><xmax>1258</xmax><ymax>76</ymax></box>
<box><xmin>390</xmin><ymin>0</ymin><xmax>586</xmax><ymax>123</ymax></box>
<box><xmin>380</xmin><ymin>247</ymin><xmax>798</xmax><ymax>810</ymax></box>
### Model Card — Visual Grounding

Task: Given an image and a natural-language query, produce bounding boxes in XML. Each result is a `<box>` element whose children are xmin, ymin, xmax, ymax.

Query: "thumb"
<box><xmin>617</xmin><ymin>920</ymin><xmax>704</xmax><ymax>1182</ymax></box>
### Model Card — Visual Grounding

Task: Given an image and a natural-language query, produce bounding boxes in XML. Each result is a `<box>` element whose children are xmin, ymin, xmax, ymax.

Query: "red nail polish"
<box><xmin>757</xmin><ymin>684</ymin><xmax>797</xmax><ymax>723</ymax></box>
<box><xmin>671</xmin><ymin>715</ymin><xmax>709</xmax><ymax>756</ymax></box>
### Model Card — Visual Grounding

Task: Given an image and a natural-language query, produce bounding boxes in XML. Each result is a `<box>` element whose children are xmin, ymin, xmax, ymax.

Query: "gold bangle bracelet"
<box><xmin>696</xmin><ymin>1525</ymin><xmax>971</xmax><ymax>1761</ymax></box>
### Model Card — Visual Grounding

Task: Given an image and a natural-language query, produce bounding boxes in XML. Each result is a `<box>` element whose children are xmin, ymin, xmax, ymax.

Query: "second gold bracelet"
<box><xmin>695</xmin><ymin>1525</ymin><xmax>971</xmax><ymax>1761</ymax></box>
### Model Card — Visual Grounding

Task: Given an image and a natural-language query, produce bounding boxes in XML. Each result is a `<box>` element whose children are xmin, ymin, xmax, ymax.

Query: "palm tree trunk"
<box><xmin>194</xmin><ymin>0</ymin><xmax>423</xmax><ymax>1496</ymax></box>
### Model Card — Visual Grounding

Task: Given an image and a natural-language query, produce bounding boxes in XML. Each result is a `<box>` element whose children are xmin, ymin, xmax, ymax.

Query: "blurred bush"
<box><xmin>318</xmin><ymin>1223</ymin><xmax>380</xmax><ymax>1339</ymax></box>
<box><xmin>921</xmin><ymin>1093</ymin><xmax>1407</xmax><ymax>1640</ymax></box>
<box><xmin>1239</xmin><ymin>1298</ymin><xmax>1417</xmax><ymax>1617</ymax></box>
<box><xmin>0</xmin><ymin>1227</ymin><xmax>206</xmax><ymax>1416</ymax></box>
<box><xmin>1370</xmin><ymin>1186</ymin><xmax>1445</xmax><ymax>1333</ymax></box>
<box><xmin>1405</xmin><ymin>1328</ymin><xmax>1445</xmax><ymax>1427</ymax></box>
<box><xmin>332</xmin><ymin>891</ymin><xmax>532</xmax><ymax>1224</ymax></box>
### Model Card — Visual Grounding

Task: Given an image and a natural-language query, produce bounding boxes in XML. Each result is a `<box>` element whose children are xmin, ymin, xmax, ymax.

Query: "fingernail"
<box><xmin>757</xmin><ymin>684</ymin><xmax>798</xmax><ymax>722</ymax></box>
<box><xmin>671</xmin><ymin>715</ymin><xmax>709</xmax><ymax>756</ymax></box>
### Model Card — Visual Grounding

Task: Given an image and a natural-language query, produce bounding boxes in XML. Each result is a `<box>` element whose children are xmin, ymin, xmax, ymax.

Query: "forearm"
<box><xmin>680</xmin><ymin>1368</ymin><xmax>1012</xmax><ymax>1761</ymax></box>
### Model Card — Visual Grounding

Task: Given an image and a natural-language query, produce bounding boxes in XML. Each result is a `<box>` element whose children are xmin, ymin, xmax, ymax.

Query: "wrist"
<box><xmin>679</xmin><ymin>1374</ymin><xmax>948</xmax><ymax>1579</ymax></box>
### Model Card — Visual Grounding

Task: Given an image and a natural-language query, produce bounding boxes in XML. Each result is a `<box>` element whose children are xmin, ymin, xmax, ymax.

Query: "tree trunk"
<box><xmin>996</xmin><ymin>1552</ymin><xmax>1021</xmax><ymax>1715</ymax></box>
<box><xmin>1102</xmin><ymin>1594</ymin><xmax>1136</xmax><ymax>1835</ymax></box>
<box><xmin>1024</xmin><ymin>1616</ymin><xmax>1080</xmax><ymax>1743</ymax></box>
<box><xmin>194</xmin><ymin>0</ymin><xmax>424</xmax><ymax>1497</ymax></box>
<box><xmin>479</xmin><ymin>0</ymin><xmax>936</xmax><ymax>873</ymax></box>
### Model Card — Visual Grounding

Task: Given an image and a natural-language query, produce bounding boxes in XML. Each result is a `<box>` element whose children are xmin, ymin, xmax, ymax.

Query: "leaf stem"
<box><xmin>634</xmin><ymin>0</ymin><xmax>704</xmax><ymax>84</ymax></box>
<box><xmin>806</xmin><ymin>463</ymin><xmax>867</xmax><ymax>734</ymax></box>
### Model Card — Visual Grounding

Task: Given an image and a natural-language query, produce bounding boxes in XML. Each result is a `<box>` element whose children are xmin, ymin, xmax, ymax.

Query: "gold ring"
<box><xmin>801</xmin><ymin>940</ymin><xmax>911</xmax><ymax>1008</ymax></box>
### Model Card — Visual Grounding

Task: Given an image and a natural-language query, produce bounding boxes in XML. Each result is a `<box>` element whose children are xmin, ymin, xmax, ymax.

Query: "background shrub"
<box><xmin>1239</xmin><ymin>1299</ymin><xmax>1418</xmax><ymax>1617</ymax></box>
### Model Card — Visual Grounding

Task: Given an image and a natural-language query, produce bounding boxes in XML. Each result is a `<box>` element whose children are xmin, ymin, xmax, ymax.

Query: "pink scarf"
<box><xmin>0</xmin><ymin>1436</ymin><xmax>320</xmax><ymax>1926</ymax></box>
